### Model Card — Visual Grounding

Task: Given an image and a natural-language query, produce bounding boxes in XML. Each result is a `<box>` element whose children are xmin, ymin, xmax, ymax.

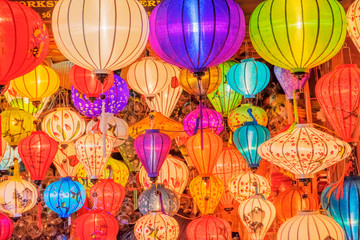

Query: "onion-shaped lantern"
<box><xmin>228</xmin><ymin>104</ymin><xmax>268</xmax><ymax>132</ymax></box>
<box><xmin>53</xmin><ymin>143</ymin><xmax>80</xmax><ymax>177</ymax></box>
<box><xmin>0</xmin><ymin>212</ymin><xmax>13</xmax><ymax>240</ymax></box>
<box><xmin>0</xmin><ymin>145</ymin><xmax>21</xmax><ymax>171</ymax></box>
<box><xmin>347</xmin><ymin>1</ymin><xmax>360</xmax><ymax>53</ymax></box>
<box><xmin>187</xmin><ymin>215</ymin><xmax>232</xmax><ymax>240</ymax></box>
<box><xmin>52</xmin><ymin>61</ymin><xmax>74</xmax><ymax>90</ymax></box>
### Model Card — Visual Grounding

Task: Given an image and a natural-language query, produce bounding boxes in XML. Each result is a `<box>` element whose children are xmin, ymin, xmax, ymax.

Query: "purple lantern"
<box><xmin>149</xmin><ymin>0</ymin><xmax>246</xmax><ymax>73</ymax></box>
<box><xmin>274</xmin><ymin>66</ymin><xmax>311</xmax><ymax>99</ymax></box>
<box><xmin>71</xmin><ymin>74</ymin><xmax>129</xmax><ymax>117</ymax></box>
<box><xmin>183</xmin><ymin>106</ymin><xmax>224</xmax><ymax>136</ymax></box>
<box><xmin>134</xmin><ymin>129</ymin><xmax>171</xmax><ymax>182</ymax></box>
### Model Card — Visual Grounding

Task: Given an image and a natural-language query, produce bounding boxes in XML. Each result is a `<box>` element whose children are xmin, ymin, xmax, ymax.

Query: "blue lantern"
<box><xmin>227</xmin><ymin>58</ymin><xmax>270</xmax><ymax>98</ymax></box>
<box><xmin>44</xmin><ymin>177</ymin><xmax>86</xmax><ymax>218</ymax></box>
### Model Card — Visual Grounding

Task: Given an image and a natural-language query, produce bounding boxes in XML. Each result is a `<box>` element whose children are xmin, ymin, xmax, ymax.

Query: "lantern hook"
<box><xmin>96</xmin><ymin>73</ymin><xmax>109</xmax><ymax>85</ymax></box>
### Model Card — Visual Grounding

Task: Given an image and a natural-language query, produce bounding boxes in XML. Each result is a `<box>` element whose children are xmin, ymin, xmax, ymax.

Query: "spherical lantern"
<box><xmin>183</xmin><ymin>106</ymin><xmax>224</xmax><ymax>136</ymax></box>
<box><xmin>233</xmin><ymin>122</ymin><xmax>270</xmax><ymax>169</ymax></box>
<box><xmin>239</xmin><ymin>194</ymin><xmax>276</xmax><ymax>240</ymax></box>
<box><xmin>228</xmin><ymin>172</ymin><xmax>271</xmax><ymax>202</ymax></box>
<box><xmin>134</xmin><ymin>212</ymin><xmax>179</xmax><ymax>240</ymax></box>
<box><xmin>0</xmin><ymin>212</ymin><xmax>13</xmax><ymax>240</ymax></box>
<box><xmin>89</xmin><ymin>179</ymin><xmax>125</xmax><ymax>216</ymax></box>
<box><xmin>44</xmin><ymin>177</ymin><xmax>86</xmax><ymax>218</ymax></box>
<box><xmin>149</xmin><ymin>0</ymin><xmax>245</xmax><ymax>72</ymax></box>
<box><xmin>227</xmin><ymin>58</ymin><xmax>270</xmax><ymax>98</ymax></box>
<box><xmin>138</xmin><ymin>184</ymin><xmax>180</xmax><ymax>216</ymax></box>
<box><xmin>315</xmin><ymin>64</ymin><xmax>360</xmax><ymax>142</ymax></box>
<box><xmin>277</xmin><ymin>211</ymin><xmax>345</xmax><ymax>240</ymax></box>
<box><xmin>52</xmin><ymin>61</ymin><xmax>74</xmax><ymax>90</ymax></box>
<box><xmin>0</xmin><ymin>0</ymin><xmax>49</xmax><ymax>86</ymax></box>
<box><xmin>347</xmin><ymin>1</ymin><xmax>360</xmax><ymax>53</ymax></box>
<box><xmin>187</xmin><ymin>215</ymin><xmax>232</xmax><ymax>240</ymax></box>
<box><xmin>189</xmin><ymin>175</ymin><xmax>224</xmax><ymax>215</ymax></box>
<box><xmin>228</xmin><ymin>104</ymin><xmax>268</xmax><ymax>132</ymax></box>
<box><xmin>53</xmin><ymin>143</ymin><xmax>80</xmax><ymax>177</ymax></box>
<box><xmin>258</xmin><ymin>124</ymin><xmax>352</xmax><ymax>180</ymax></box>
<box><xmin>249</xmin><ymin>0</ymin><xmax>346</xmax><ymax>75</ymax></box>
<box><xmin>52</xmin><ymin>0</ymin><xmax>149</xmax><ymax>75</ymax></box>
<box><xmin>0</xmin><ymin>145</ymin><xmax>21</xmax><ymax>171</ymax></box>
<box><xmin>134</xmin><ymin>129</ymin><xmax>171</xmax><ymax>182</ymax></box>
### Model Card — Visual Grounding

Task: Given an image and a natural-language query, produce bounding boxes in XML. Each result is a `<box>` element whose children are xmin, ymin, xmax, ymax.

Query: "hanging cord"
<box><xmin>247</xmin><ymin>108</ymin><xmax>258</xmax><ymax>125</ymax></box>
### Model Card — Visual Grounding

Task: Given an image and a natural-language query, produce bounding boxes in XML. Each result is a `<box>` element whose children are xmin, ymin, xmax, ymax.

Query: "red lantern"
<box><xmin>18</xmin><ymin>131</ymin><xmax>58</xmax><ymax>184</ymax></box>
<box><xmin>89</xmin><ymin>179</ymin><xmax>125</xmax><ymax>216</ymax></box>
<box><xmin>0</xmin><ymin>212</ymin><xmax>13</xmax><ymax>240</ymax></box>
<box><xmin>187</xmin><ymin>215</ymin><xmax>232</xmax><ymax>240</ymax></box>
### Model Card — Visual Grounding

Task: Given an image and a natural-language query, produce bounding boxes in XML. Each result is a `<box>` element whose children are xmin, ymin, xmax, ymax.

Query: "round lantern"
<box><xmin>227</xmin><ymin>58</ymin><xmax>270</xmax><ymax>98</ymax></box>
<box><xmin>0</xmin><ymin>212</ymin><xmax>13</xmax><ymax>240</ymax></box>
<box><xmin>89</xmin><ymin>179</ymin><xmax>125</xmax><ymax>216</ymax></box>
<box><xmin>52</xmin><ymin>61</ymin><xmax>74</xmax><ymax>90</ymax></box>
<box><xmin>42</xmin><ymin>108</ymin><xmax>86</xmax><ymax>144</ymax></box>
<box><xmin>233</xmin><ymin>122</ymin><xmax>270</xmax><ymax>169</ymax></box>
<box><xmin>44</xmin><ymin>177</ymin><xmax>86</xmax><ymax>218</ymax></box>
<box><xmin>228</xmin><ymin>104</ymin><xmax>268</xmax><ymax>132</ymax></box>
<box><xmin>134</xmin><ymin>212</ymin><xmax>179</xmax><ymax>240</ymax></box>
<box><xmin>277</xmin><ymin>211</ymin><xmax>344</xmax><ymax>240</ymax></box>
<box><xmin>189</xmin><ymin>175</ymin><xmax>224</xmax><ymax>215</ymax></box>
<box><xmin>53</xmin><ymin>143</ymin><xmax>80</xmax><ymax>177</ymax></box>
<box><xmin>228</xmin><ymin>172</ymin><xmax>271</xmax><ymax>202</ymax></box>
<box><xmin>258</xmin><ymin>124</ymin><xmax>352</xmax><ymax>180</ymax></box>
<box><xmin>52</xmin><ymin>0</ymin><xmax>149</xmax><ymax>75</ymax></box>
<box><xmin>138</xmin><ymin>184</ymin><xmax>180</xmax><ymax>216</ymax></box>
<box><xmin>249</xmin><ymin>0</ymin><xmax>346</xmax><ymax>75</ymax></box>
<box><xmin>0</xmin><ymin>145</ymin><xmax>21</xmax><ymax>171</ymax></box>
<box><xmin>348</xmin><ymin>1</ymin><xmax>360</xmax><ymax>53</ymax></box>
<box><xmin>239</xmin><ymin>194</ymin><xmax>276</xmax><ymax>240</ymax></box>
<box><xmin>134</xmin><ymin>129</ymin><xmax>171</xmax><ymax>182</ymax></box>
<box><xmin>315</xmin><ymin>64</ymin><xmax>360</xmax><ymax>142</ymax></box>
<box><xmin>187</xmin><ymin>215</ymin><xmax>232</xmax><ymax>240</ymax></box>
<box><xmin>186</xmin><ymin>131</ymin><xmax>223</xmax><ymax>177</ymax></box>
<box><xmin>0</xmin><ymin>0</ymin><xmax>49</xmax><ymax>86</ymax></box>
<box><xmin>183</xmin><ymin>106</ymin><xmax>224</xmax><ymax>136</ymax></box>
<box><xmin>149</xmin><ymin>0</ymin><xmax>245</xmax><ymax>72</ymax></box>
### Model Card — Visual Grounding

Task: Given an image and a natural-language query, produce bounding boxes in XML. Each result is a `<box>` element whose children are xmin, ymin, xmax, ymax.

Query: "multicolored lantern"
<box><xmin>52</xmin><ymin>61</ymin><xmax>74</xmax><ymax>90</ymax></box>
<box><xmin>347</xmin><ymin>0</ymin><xmax>360</xmax><ymax>53</ymax></box>
<box><xmin>187</xmin><ymin>215</ymin><xmax>232</xmax><ymax>240</ymax></box>
<box><xmin>228</xmin><ymin>104</ymin><xmax>268</xmax><ymax>132</ymax></box>
<box><xmin>53</xmin><ymin>143</ymin><xmax>80</xmax><ymax>177</ymax></box>
<box><xmin>0</xmin><ymin>212</ymin><xmax>13</xmax><ymax>240</ymax></box>
<box><xmin>0</xmin><ymin>145</ymin><xmax>21</xmax><ymax>171</ymax></box>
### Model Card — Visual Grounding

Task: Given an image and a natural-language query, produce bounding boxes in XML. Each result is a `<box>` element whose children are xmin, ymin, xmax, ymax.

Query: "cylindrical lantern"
<box><xmin>0</xmin><ymin>145</ymin><xmax>21</xmax><ymax>171</ymax></box>
<box><xmin>52</xmin><ymin>61</ymin><xmax>74</xmax><ymax>90</ymax></box>
<box><xmin>53</xmin><ymin>143</ymin><xmax>80</xmax><ymax>177</ymax></box>
<box><xmin>227</xmin><ymin>58</ymin><xmax>270</xmax><ymax>98</ymax></box>
<box><xmin>187</xmin><ymin>215</ymin><xmax>232</xmax><ymax>240</ymax></box>
<box><xmin>347</xmin><ymin>1</ymin><xmax>360</xmax><ymax>53</ymax></box>
<box><xmin>228</xmin><ymin>104</ymin><xmax>268</xmax><ymax>132</ymax></box>
<box><xmin>0</xmin><ymin>212</ymin><xmax>13</xmax><ymax>240</ymax></box>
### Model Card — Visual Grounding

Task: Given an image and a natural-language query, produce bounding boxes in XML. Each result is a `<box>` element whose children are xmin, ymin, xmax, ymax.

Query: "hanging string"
<box><xmin>247</xmin><ymin>108</ymin><xmax>258</xmax><ymax>125</ymax></box>
<box><xmin>228</xmin><ymin>131</ymin><xmax>233</xmax><ymax>146</ymax></box>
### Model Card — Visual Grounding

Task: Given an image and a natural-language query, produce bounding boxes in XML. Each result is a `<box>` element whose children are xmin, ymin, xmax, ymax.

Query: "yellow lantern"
<box><xmin>51</xmin><ymin>61</ymin><xmax>74</xmax><ymax>90</ymax></box>
<box><xmin>54</xmin><ymin>143</ymin><xmax>81</xmax><ymax>177</ymax></box>
<box><xmin>228</xmin><ymin>103</ymin><xmax>268</xmax><ymax>132</ymax></box>
<box><xmin>118</xmin><ymin>136</ymin><xmax>142</xmax><ymax>172</ymax></box>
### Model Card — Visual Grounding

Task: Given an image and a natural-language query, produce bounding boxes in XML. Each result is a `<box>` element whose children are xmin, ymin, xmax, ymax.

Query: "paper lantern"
<box><xmin>53</xmin><ymin>143</ymin><xmax>80</xmax><ymax>177</ymax></box>
<box><xmin>189</xmin><ymin>175</ymin><xmax>224</xmax><ymax>215</ymax></box>
<box><xmin>277</xmin><ymin>211</ymin><xmax>344</xmax><ymax>240</ymax></box>
<box><xmin>207</xmin><ymin>61</ymin><xmax>243</xmax><ymax>117</ymax></box>
<box><xmin>228</xmin><ymin>172</ymin><xmax>271</xmax><ymax>202</ymax></box>
<box><xmin>258</xmin><ymin>124</ymin><xmax>352</xmax><ymax>180</ymax></box>
<box><xmin>134</xmin><ymin>129</ymin><xmax>171</xmax><ymax>182</ymax></box>
<box><xmin>52</xmin><ymin>61</ymin><xmax>74</xmax><ymax>90</ymax></box>
<box><xmin>0</xmin><ymin>145</ymin><xmax>21</xmax><ymax>171</ymax></box>
<box><xmin>183</xmin><ymin>106</ymin><xmax>224</xmax><ymax>136</ymax></box>
<box><xmin>228</xmin><ymin>104</ymin><xmax>268</xmax><ymax>132</ymax></box>
<box><xmin>233</xmin><ymin>122</ymin><xmax>270</xmax><ymax>169</ymax></box>
<box><xmin>0</xmin><ymin>212</ymin><xmax>13</xmax><ymax>240</ymax></box>
<box><xmin>227</xmin><ymin>58</ymin><xmax>270</xmax><ymax>98</ymax></box>
<box><xmin>11</xmin><ymin>65</ymin><xmax>60</xmax><ymax>106</ymax></box>
<box><xmin>315</xmin><ymin>64</ymin><xmax>360</xmax><ymax>142</ymax></box>
<box><xmin>213</xmin><ymin>146</ymin><xmax>247</xmax><ymax>211</ymax></box>
<box><xmin>0</xmin><ymin>0</ymin><xmax>49</xmax><ymax>86</ymax></box>
<box><xmin>44</xmin><ymin>177</ymin><xmax>86</xmax><ymax>218</ymax></box>
<box><xmin>187</xmin><ymin>215</ymin><xmax>232</xmax><ymax>240</ymax></box>
<box><xmin>239</xmin><ymin>195</ymin><xmax>276</xmax><ymax>240</ymax></box>
<box><xmin>149</xmin><ymin>0</ymin><xmax>245</xmax><ymax>72</ymax></box>
<box><xmin>134</xmin><ymin>212</ymin><xmax>179</xmax><ymax>240</ymax></box>
<box><xmin>348</xmin><ymin>1</ymin><xmax>360</xmax><ymax>53</ymax></box>
<box><xmin>138</xmin><ymin>184</ymin><xmax>180</xmax><ymax>216</ymax></box>
<box><xmin>249</xmin><ymin>0</ymin><xmax>346</xmax><ymax>75</ymax></box>
<box><xmin>71</xmin><ymin>74</ymin><xmax>129</xmax><ymax>118</ymax></box>
<box><xmin>89</xmin><ymin>179</ymin><xmax>125</xmax><ymax>216</ymax></box>
<box><xmin>52</xmin><ymin>0</ymin><xmax>149</xmax><ymax>76</ymax></box>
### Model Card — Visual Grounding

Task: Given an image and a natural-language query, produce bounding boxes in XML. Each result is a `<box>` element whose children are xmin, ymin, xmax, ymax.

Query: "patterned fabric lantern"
<box><xmin>277</xmin><ymin>211</ymin><xmax>344</xmax><ymax>240</ymax></box>
<box><xmin>189</xmin><ymin>175</ymin><xmax>224</xmax><ymax>215</ymax></box>
<box><xmin>134</xmin><ymin>212</ymin><xmax>179</xmax><ymax>240</ymax></box>
<box><xmin>0</xmin><ymin>212</ymin><xmax>13</xmax><ymax>240</ymax></box>
<box><xmin>52</xmin><ymin>61</ymin><xmax>74</xmax><ymax>90</ymax></box>
<box><xmin>227</xmin><ymin>58</ymin><xmax>270</xmax><ymax>98</ymax></box>
<box><xmin>348</xmin><ymin>1</ymin><xmax>360</xmax><ymax>53</ymax></box>
<box><xmin>187</xmin><ymin>215</ymin><xmax>232</xmax><ymax>240</ymax></box>
<box><xmin>228</xmin><ymin>104</ymin><xmax>268</xmax><ymax>132</ymax></box>
<box><xmin>239</xmin><ymin>195</ymin><xmax>276</xmax><ymax>240</ymax></box>
<box><xmin>118</xmin><ymin>137</ymin><xmax>142</xmax><ymax>172</ymax></box>
<box><xmin>53</xmin><ymin>143</ymin><xmax>80</xmax><ymax>177</ymax></box>
<box><xmin>138</xmin><ymin>184</ymin><xmax>180</xmax><ymax>216</ymax></box>
<box><xmin>0</xmin><ymin>145</ymin><xmax>21</xmax><ymax>171</ymax></box>
<box><xmin>315</xmin><ymin>64</ymin><xmax>360</xmax><ymax>142</ymax></box>
<box><xmin>149</xmin><ymin>0</ymin><xmax>245</xmax><ymax>72</ymax></box>
<box><xmin>258</xmin><ymin>124</ymin><xmax>352</xmax><ymax>180</ymax></box>
<box><xmin>134</xmin><ymin>130</ymin><xmax>171</xmax><ymax>182</ymax></box>
<box><xmin>89</xmin><ymin>179</ymin><xmax>125</xmax><ymax>216</ymax></box>
<box><xmin>44</xmin><ymin>177</ymin><xmax>86</xmax><ymax>218</ymax></box>
<box><xmin>249</xmin><ymin>0</ymin><xmax>346</xmax><ymax>75</ymax></box>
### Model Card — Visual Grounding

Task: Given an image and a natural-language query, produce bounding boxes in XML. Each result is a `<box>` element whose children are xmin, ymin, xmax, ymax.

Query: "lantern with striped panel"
<box><xmin>187</xmin><ymin>215</ymin><xmax>232</xmax><ymax>240</ymax></box>
<box><xmin>52</xmin><ymin>61</ymin><xmax>74</xmax><ymax>90</ymax></box>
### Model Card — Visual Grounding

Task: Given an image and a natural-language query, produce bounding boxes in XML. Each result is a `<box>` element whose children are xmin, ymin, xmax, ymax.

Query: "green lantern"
<box><xmin>249</xmin><ymin>0</ymin><xmax>346</xmax><ymax>76</ymax></box>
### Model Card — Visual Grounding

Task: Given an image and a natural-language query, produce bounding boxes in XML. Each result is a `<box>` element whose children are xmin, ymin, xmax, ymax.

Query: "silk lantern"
<box><xmin>0</xmin><ymin>145</ymin><xmax>21</xmax><ymax>171</ymax></box>
<box><xmin>0</xmin><ymin>137</ymin><xmax>7</xmax><ymax>161</ymax></box>
<box><xmin>53</xmin><ymin>143</ymin><xmax>80</xmax><ymax>177</ymax></box>
<box><xmin>228</xmin><ymin>104</ymin><xmax>268</xmax><ymax>132</ymax></box>
<box><xmin>52</xmin><ymin>61</ymin><xmax>74</xmax><ymax>90</ymax></box>
<box><xmin>187</xmin><ymin>215</ymin><xmax>232</xmax><ymax>240</ymax></box>
<box><xmin>0</xmin><ymin>212</ymin><xmax>13</xmax><ymax>240</ymax></box>
<box><xmin>227</xmin><ymin>58</ymin><xmax>270</xmax><ymax>98</ymax></box>
<box><xmin>149</xmin><ymin>0</ymin><xmax>245</xmax><ymax>72</ymax></box>
<box><xmin>249</xmin><ymin>0</ymin><xmax>346</xmax><ymax>76</ymax></box>
<box><xmin>118</xmin><ymin>137</ymin><xmax>142</xmax><ymax>172</ymax></box>
<box><xmin>315</xmin><ymin>64</ymin><xmax>360</xmax><ymax>142</ymax></box>
<box><xmin>348</xmin><ymin>1</ymin><xmax>360</xmax><ymax>53</ymax></box>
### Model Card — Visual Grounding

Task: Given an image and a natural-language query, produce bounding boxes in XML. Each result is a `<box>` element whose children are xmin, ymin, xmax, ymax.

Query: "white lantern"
<box><xmin>0</xmin><ymin>144</ymin><xmax>21</xmax><ymax>171</ymax></box>
<box><xmin>347</xmin><ymin>1</ymin><xmax>360</xmax><ymax>53</ymax></box>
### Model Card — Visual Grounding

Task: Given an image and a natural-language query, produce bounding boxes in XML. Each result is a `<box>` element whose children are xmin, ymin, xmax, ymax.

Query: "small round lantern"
<box><xmin>53</xmin><ymin>143</ymin><xmax>80</xmax><ymax>177</ymax></box>
<box><xmin>0</xmin><ymin>212</ymin><xmax>13</xmax><ymax>240</ymax></box>
<box><xmin>228</xmin><ymin>104</ymin><xmax>268</xmax><ymax>132</ymax></box>
<box><xmin>187</xmin><ymin>215</ymin><xmax>232</xmax><ymax>240</ymax></box>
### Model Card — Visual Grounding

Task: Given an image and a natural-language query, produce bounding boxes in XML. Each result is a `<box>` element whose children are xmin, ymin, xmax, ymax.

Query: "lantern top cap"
<box><xmin>60</xmin><ymin>177</ymin><xmax>72</xmax><ymax>181</ymax></box>
<box><xmin>145</xmin><ymin>129</ymin><xmax>160</xmax><ymax>134</ymax></box>
<box><xmin>335</xmin><ymin>64</ymin><xmax>357</xmax><ymax>70</ymax></box>
<box><xmin>31</xmin><ymin>131</ymin><xmax>47</xmax><ymax>135</ymax></box>
<box><xmin>296</xmin><ymin>124</ymin><xmax>314</xmax><ymax>128</ymax></box>
<box><xmin>241</xmin><ymin>103</ymin><xmax>253</xmax><ymax>107</ymax></box>
<box><xmin>241</xmin><ymin>58</ymin><xmax>255</xmax><ymax>63</ymax></box>
<box><xmin>298</xmin><ymin>210</ymin><xmax>318</xmax><ymax>216</ymax></box>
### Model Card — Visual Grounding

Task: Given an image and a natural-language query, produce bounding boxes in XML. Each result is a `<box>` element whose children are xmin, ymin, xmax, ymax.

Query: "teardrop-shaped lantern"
<box><xmin>228</xmin><ymin>104</ymin><xmax>268</xmax><ymax>132</ymax></box>
<box><xmin>187</xmin><ymin>215</ymin><xmax>232</xmax><ymax>240</ymax></box>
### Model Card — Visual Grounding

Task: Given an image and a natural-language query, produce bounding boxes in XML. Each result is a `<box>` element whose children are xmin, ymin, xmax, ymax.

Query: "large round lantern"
<box><xmin>347</xmin><ymin>1</ymin><xmax>360</xmax><ymax>53</ymax></box>
<box><xmin>0</xmin><ymin>212</ymin><xmax>13</xmax><ymax>240</ymax></box>
<box><xmin>187</xmin><ymin>215</ymin><xmax>232</xmax><ymax>240</ymax></box>
<box><xmin>0</xmin><ymin>145</ymin><xmax>21</xmax><ymax>171</ymax></box>
<box><xmin>52</xmin><ymin>61</ymin><xmax>74</xmax><ymax>90</ymax></box>
<box><xmin>227</xmin><ymin>58</ymin><xmax>270</xmax><ymax>98</ymax></box>
<box><xmin>249</xmin><ymin>0</ymin><xmax>346</xmax><ymax>75</ymax></box>
<box><xmin>44</xmin><ymin>177</ymin><xmax>86</xmax><ymax>218</ymax></box>
<box><xmin>315</xmin><ymin>64</ymin><xmax>360</xmax><ymax>142</ymax></box>
<box><xmin>53</xmin><ymin>143</ymin><xmax>80</xmax><ymax>177</ymax></box>
<box><xmin>228</xmin><ymin>104</ymin><xmax>268</xmax><ymax>132</ymax></box>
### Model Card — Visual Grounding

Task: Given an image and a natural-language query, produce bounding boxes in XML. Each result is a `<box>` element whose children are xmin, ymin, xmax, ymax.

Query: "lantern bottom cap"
<box><xmin>295</xmin><ymin>174</ymin><xmax>314</xmax><ymax>179</ymax></box>
<box><xmin>12</xmin><ymin>214</ymin><xmax>21</xmax><ymax>218</ymax></box>
<box><xmin>243</xmin><ymin>95</ymin><xmax>255</xmax><ymax>98</ymax></box>
<box><xmin>298</xmin><ymin>210</ymin><xmax>319</xmax><ymax>216</ymax></box>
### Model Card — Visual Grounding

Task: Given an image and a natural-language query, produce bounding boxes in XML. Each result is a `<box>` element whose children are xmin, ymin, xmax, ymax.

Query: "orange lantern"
<box><xmin>53</xmin><ymin>143</ymin><xmax>80</xmax><ymax>177</ymax></box>
<box><xmin>228</xmin><ymin>103</ymin><xmax>268</xmax><ymax>131</ymax></box>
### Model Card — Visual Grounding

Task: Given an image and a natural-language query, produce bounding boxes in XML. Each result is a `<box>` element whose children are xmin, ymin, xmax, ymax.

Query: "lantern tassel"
<box><xmin>247</xmin><ymin>108</ymin><xmax>258</xmax><ymax>125</ymax></box>
<box><xmin>134</xmin><ymin>189</ymin><xmax>138</xmax><ymax>210</ymax></box>
<box><xmin>13</xmin><ymin>159</ymin><xmax>20</xmax><ymax>181</ymax></box>
<box><xmin>157</xmin><ymin>191</ymin><xmax>167</xmax><ymax>215</ymax></box>
<box><xmin>199</xmin><ymin>98</ymin><xmax>204</xmax><ymax>150</ymax></box>
<box><xmin>101</xmin><ymin>102</ymin><xmax>106</xmax><ymax>158</ymax></box>
<box><xmin>37</xmin><ymin>187</ymin><xmax>42</xmax><ymax>229</ymax></box>
<box><xmin>326</xmin><ymin>161</ymin><xmax>354</xmax><ymax>201</ymax></box>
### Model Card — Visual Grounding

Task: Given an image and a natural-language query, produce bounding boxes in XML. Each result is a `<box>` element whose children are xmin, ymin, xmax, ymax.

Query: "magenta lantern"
<box><xmin>0</xmin><ymin>212</ymin><xmax>13</xmax><ymax>240</ymax></box>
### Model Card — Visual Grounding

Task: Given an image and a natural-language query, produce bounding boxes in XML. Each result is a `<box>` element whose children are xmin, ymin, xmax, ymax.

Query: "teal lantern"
<box><xmin>227</xmin><ymin>58</ymin><xmax>270</xmax><ymax>98</ymax></box>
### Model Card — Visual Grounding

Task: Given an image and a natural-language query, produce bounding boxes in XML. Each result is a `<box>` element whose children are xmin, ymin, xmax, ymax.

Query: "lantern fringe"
<box><xmin>326</xmin><ymin>161</ymin><xmax>354</xmax><ymax>200</ymax></box>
